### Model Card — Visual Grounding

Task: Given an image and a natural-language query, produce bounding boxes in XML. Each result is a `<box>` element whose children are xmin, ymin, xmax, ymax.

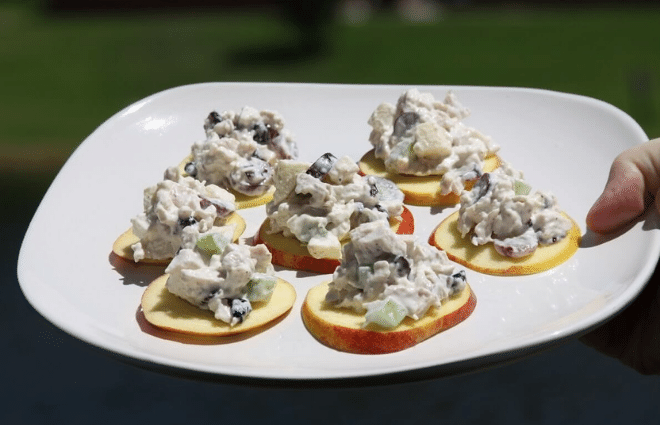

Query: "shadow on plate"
<box><xmin>109</xmin><ymin>251</ymin><xmax>166</xmax><ymax>287</ymax></box>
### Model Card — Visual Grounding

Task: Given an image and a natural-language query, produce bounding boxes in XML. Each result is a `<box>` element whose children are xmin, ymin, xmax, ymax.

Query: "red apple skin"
<box><xmin>254</xmin><ymin>206</ymin><xmax>414</xmax><ymax>274</ymax></box>
<box><xmin>301</xmin><ymin>283</ymin><xmax>476</xmax><ymax>355</ymax></box>
<box><xmin>260</xmin><ymin>239</ymin><xmax>340</xmax><ymax>275</ymax></box>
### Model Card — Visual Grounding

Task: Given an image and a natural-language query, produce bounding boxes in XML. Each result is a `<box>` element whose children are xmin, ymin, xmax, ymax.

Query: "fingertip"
<box><xmin>585</xmin><ymin>193</ymin><xmax>622</xmax><ymax>234</ymax></box>
<box><xmin>586</xmin><ymin>170</ymin><xmax>646</xmax><ymax>233</ymax></box>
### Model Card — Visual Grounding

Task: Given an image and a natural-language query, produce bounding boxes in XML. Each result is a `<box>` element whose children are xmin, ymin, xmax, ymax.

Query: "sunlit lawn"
<box><xmin>2</xmin><ymin>3</ymin><xmax>660</xmax><ymax>158</ymax></box>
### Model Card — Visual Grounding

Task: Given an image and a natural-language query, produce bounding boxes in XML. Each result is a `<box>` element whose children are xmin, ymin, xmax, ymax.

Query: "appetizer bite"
<box><xmin>429</xmin><ymin>164</ymin><xmax>580</xmax><ymax>275</ymax></box>
<box><xmin>302</xmin><ymin>220</ymin><xmax>476</xmax><ymax>354</ymax></box>
<box><xmin>254</xmin><ymin>153</ymin><xmax>414</xmax><ymax>274</ymax></box>
<box><xmin>180</xmin><ymin>106</ymin><xmax>299</xmax><ymax>208</ymax></box>
<box><xmin>141</xmin><ymin>229</ymin><xmax>296</xmax><ymax>336</ymax></box>
<box><xmin>359</xmin><ymin>89</ymin><xmax>500</xmax><ymax>206</ymax></box>
<box><xmin>113</xmin><ymin>167</ymin><xmax>246</xmax><ymax>265</ymax></box>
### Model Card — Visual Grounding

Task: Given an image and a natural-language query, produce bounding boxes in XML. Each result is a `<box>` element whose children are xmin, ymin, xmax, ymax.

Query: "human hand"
<box><xmin>580</xmin><ymin>138</ymin><xmax>660</xmax><ymax>374</ymax></box>
<box><xmin>586</xmin><ymin>138</ymin><xmax>660</xmax><ymax>232</ymax></box>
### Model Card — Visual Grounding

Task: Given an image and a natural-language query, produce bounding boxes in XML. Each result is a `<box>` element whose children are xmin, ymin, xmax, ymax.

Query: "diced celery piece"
<box><xmin>364</xmin><ymin>298</ymin><xmax>407</xmax><ymax>329</ymax></box>
<box><xmin>195</xmin><ymin>232</ymin><xmax>231</xmax><ymax>256</ymax></box>
<box><xmin>514</xmin><ymin>180</ymin><xmax>532</xmax><ymax>196</ymax></box>
<box><xmin>245</xmin><ymin>273</ymin><xmax>277</xmax><ymax>302</ymax></box>
<box><xmin>390</xmin><ymin>139</ymin><xmax>415</xmax><ymax>162</ymax></box>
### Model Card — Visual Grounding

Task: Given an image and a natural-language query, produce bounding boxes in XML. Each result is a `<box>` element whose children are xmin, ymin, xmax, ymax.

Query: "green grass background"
<box><xmin>2</xmin><ymin>2</ymin><xmax>660</xmax><ymax>164</ymax></box>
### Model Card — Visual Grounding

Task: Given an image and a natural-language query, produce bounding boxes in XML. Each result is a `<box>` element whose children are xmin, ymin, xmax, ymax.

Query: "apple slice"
<box><xmin>358</xmin><ymin>149</ymin><xmax>501</xmax><ymax>206</ymax></box>
<box><xmin>429</xmin><ymin>211</ymin><xmax>581</xmax><ymax>276</ymax></box>
<box><xmin>301</xmin><ymin>281</ymin><xmax>476</xmax><ymax>354</ymax></box>
<box><xmin>141</xmin><ymin>274</ymin><xmax>296</xmax><ymax>336</ymax></box>
<box><xmin>230</xmin><ymin>188</ymin><xmax>275</xmax><ymax>209</ymax></box>
<box><xmin>254</xmin><ymin>206</ymin><xmax>415</xmax><ymax>274</ymax></box>
<box><xmin>178</xmin><ymin>154</ymin><xmax>274</xmax><ymax>209</ymax></box>
<box><xmin>112</xmin><ymin>213</ymin><xmax>246</xmax><ymax>265</ymax></box>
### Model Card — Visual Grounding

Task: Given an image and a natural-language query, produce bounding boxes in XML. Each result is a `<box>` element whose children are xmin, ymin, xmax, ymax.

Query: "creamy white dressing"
<box><xmin>266</xmin><ymin>155</ymin><xmax>405</xmax><ymax>259</ymax></box>
<box><xmin>457</xmin><ymin>163</ymin><xmax>572</xmax><ymax>257</ymax></box>
<box><xmin>325</xmin><ymin>220</ymin><xmax>466</xmax><ymax>326</ymax></box>
<box><xmin>165</xmin><ymin>233</ymin><xmax>275</xmax><ymax>326</ymax></box>
<box><xmin>187</xmin><ymin>106</ymin><xmax>298</xmax><ymax>196</ymax></box>
<box><xmin>130</xmin><ymin>167</ymin><xmax>236</xmax><ymax>262</ymax></box>
<box><xmin>368</xmin><ymin>89</ymin><xmax>499</xmax><ymax>194</ymax></box>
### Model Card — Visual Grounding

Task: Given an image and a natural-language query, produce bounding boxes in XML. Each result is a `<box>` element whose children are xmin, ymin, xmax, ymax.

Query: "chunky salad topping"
<box><xmin>368</xmin><ymin>89</ymin><xmax>499</xmax><ymax>194</ymax></box>
<box><xmin>165</xmin><ymin>227</ymin><xmax>276</xmax><ymax>326</ymax></box>
<box><xmin>325</xmin><ymin>220</ymin><xmax>467</xmax><ymax>328</ymax></box>
<box><xmin>130</xmin><ymin>167</ymin><xmax>236</xmax><ymax>262</ymax></box>
<box><xmin>266</xmin><ymin>153</ymin><xmax>405</xmax><ymax>259</ymax></box>
<box><xmin>185</xmin><ymin>106</ymin><xmax>298</xmax><ymax>196</ymax></box>
<box><xmin>457</xmin><ymin>163</ymin><xmax>572</xmax><ymax>258</ymax></box>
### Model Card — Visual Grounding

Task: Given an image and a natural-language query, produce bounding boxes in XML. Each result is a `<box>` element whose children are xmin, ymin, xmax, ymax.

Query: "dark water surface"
<box><xmin>6</xmin><ymin>172</ymin><xmax>660</xmax><ymax>424</ymax></box>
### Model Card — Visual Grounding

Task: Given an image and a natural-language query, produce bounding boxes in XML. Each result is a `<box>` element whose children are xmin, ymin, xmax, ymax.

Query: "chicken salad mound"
<box><xmin>457</xmin><ymin>163</ymin><xmax>573</xmax><ymax>258</ymax></box>
<box><xmin>368</xmin><ymin>89</ymin><xmax>499</xmax><ymax>195</ymax></box>
<box><xmin>265</xmin><ymin>153</ymin><xmax>405</xmax><ymax>260</ymax></box>
<box><xmin>325</xmin><ymin>220</ymin><xmax>468</xmax><ymax>329</ymax></box>
<box><xmin>184</xmin><ymin>106</ymin><xmax>298</xmax><ymax>196</ymax></box>
<box><xmin>165</xmin><ymin>228</ymin><xmax>277</xmax><ymax>326</ymax></box>
<box><xmin>130</xmin><ymin>166</ymin><xmax>237</xmax><ymax>262</ymax></box>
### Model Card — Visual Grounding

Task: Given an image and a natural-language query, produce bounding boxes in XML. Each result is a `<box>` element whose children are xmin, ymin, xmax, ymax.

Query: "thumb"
<box><xmin>586</xmin><ymin>139</ymin><xmax>660</xmax><ymax>233</ymax></box>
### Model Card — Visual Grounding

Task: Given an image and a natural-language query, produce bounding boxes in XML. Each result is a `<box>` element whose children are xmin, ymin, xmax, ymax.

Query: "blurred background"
<box><xmin>5</xmin><ymin>0</ymin><xmax>660</xmax><ymax>423</ymax></box>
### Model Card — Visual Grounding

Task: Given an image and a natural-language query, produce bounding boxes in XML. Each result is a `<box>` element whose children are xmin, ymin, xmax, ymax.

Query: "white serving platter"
<box><xmin>18</xmin><ymin>83</ymin><xmax>660</xmax><ymax>384</ymax></box>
